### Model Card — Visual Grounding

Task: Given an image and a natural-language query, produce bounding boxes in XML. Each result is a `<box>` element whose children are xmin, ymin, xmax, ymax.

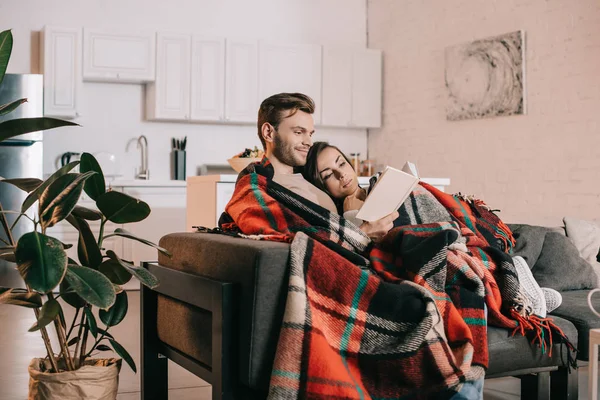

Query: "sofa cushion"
<box><xmin>157</xmin><ymin>232</ymin><xmax>290</xmax><ymax>390</ymax></box>
<box><xmin>564</xmin><ymin>217</ymin><xmax>600</xmax><ymax>283</ymax></box>
<box><xmin>550</xmin><ymin>289</ymin><xmax>600</xmax><ymax>360</ymax></box>
<box><xmin>533</xmin><ymin>232</ymin><xmax>598</xmax><ymax>290</ymax></box>
<box><xmin>487</xmin><ymin>315</ymin><xmax>577</xmax><ymax>376</ymax></box>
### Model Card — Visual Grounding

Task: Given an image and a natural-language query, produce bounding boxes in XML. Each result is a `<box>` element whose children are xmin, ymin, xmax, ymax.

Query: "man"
<box><xmin>256</xmin><ymin>92</ymin><xmax>397</xmax><ymax>241</ymax></box>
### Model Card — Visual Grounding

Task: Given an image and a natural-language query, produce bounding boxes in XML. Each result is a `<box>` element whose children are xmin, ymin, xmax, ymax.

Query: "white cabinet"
<box><xmin>258</xmin><ymin>42</ymin><xmax>322</xmax><ymax>123</ymax></box>
<box><xmin>83</xmin><ymin>29</ymin><xmax>155</xmax><ymax>83</ymax></box>
<box><xmin>146</xmin><ymin>33</ymin><xmax>191</xmax><ymax>120</ymax></box>
<box><xmin>322</xmin><ymin>47</ymin><xmax>382</xmax><ymax>128</ymax></box>
<box><xmin>225</xmin><ymin>39</ymin><xmax>258</xmax><ymax>123</ymax></box>
<box><xmin>40</xmin><ymin>26</ymin><xmax>80</xmax><ymax>119</ymax></box>
<box><xmin>190</xmin><ymin>37</ymin><xmax>225</xmax><ymax>121</ymax></box>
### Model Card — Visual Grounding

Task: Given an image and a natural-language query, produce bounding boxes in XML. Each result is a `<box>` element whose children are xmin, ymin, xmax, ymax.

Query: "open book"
<box><xmin>355</xmin><ymin>163</ymin><xmax>419</xmax><ymax>222</ymax></box>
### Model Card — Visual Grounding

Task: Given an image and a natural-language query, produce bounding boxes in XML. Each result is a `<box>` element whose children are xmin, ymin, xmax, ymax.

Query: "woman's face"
<box><xmin>316</xmin><ymin>147</ymin><xmax>359</xmax><ymax>200</ymax></box>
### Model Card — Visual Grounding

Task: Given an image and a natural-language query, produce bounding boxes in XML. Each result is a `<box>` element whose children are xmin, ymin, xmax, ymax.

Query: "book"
<box><xmin>355</xmin><ymin>165</ymin><xmax>420</xmax><ymax>222</ymax></box>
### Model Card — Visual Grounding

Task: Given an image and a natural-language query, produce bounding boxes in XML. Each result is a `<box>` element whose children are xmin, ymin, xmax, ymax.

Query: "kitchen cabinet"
<box><xmin>190</xmin><ymin>37</ymin><xmax>226</xmax><ymax>121</ymax></box>
<box><xmin>186</xmin><ymin>175</ymin><xmax>451</xmax><ymax>232</ymax></box>
<box><xmin>82</xmin><ymin>29</ymin><xmax>156</xmax><ymax>83</ymax></box>
<box><xmin>146</xmin><ymin>33</ymin><xmax>191</xmax><ymax>120</ymax></box>
<box><xmin>258</xmin><ymin>42</ymin><xmax>322</xmax><ymax>124</ymax></box>
<box><xmin>40</xmin><ymin>26</ymin><xmax>80</xmax><ymax>119</ymax></box>
<box><xmin>225</xmin><ymin>39</ymin><xmax>259</xmax><ymax>123</ymax></box>
<box><xmin>321</xmin><ymin>47</ymin><xmax>382</xmax><ymax>128</ymax></box>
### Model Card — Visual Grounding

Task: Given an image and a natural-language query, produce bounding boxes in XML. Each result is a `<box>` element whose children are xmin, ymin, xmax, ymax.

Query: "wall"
<box><xmin>367</xmin><ymin>0</ymin><xmax>600</xmax><ymax>226</ymax></box>
<box><xmin>0</xmin><ymin>0</ymin><xmax>368</xmax><ymax>180</ymax></box>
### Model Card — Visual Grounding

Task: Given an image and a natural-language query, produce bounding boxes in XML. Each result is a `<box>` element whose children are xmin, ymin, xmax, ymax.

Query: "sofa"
<box><xmin>139</xmin><ymin>219</ymin><xmax>600</xmax><ymax>400</ymax></box>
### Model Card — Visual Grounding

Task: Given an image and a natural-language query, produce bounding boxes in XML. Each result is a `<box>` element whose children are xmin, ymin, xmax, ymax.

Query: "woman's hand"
<box><xmin>359</xmin><ymin>211</ymin><xmax>399</xmax><ymax>242</ymax></box>
<box><xmin>343</xmin><ymin>187</ymin><xmax>366</xmax><ymax>212</ymax></box>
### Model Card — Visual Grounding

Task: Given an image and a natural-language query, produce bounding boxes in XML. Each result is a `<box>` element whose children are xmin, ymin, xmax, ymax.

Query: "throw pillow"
<box><xmin>563</xmin><ymin>217</ymin><xmax>600</xmax><ymax>283</ymax></box>
<box><xmin>531</xmin><ymin>231</ymin><xmax>599</xmax><ymax>291</ymax></box>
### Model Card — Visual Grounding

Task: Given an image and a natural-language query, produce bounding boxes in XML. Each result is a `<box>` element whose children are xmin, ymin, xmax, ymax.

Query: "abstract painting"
<box><xmin>445</xmin><ymin>31</ymin><xmax>525</xmax><ymax>121</ymax></box>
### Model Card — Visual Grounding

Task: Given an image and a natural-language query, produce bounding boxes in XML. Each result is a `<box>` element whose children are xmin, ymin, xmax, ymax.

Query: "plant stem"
<box><xmin>47</xmin><ymin>292</ymin><xmax>75</xmax><ymax>371</ymax></box>
<box><xmin>79</xmin><ymin>307</ymin><xmax>90</xmax><ymax>365</ymax></box>
<box><xmin>1</xmin><ymin>201</ymin><xmax>59</xmax><ymax>372</ymax></box>
<box><xmin>97</xmin><ymin>217</ymin><xmax>106</xmax><ymax>247</ymax></box>
<box><xmin>85</xmin><ymin>327</ymin><xmax>110</xmax><ymax>358</ymax></box>
<box><xmin>73</xmin><ymin>311</ymin><xmax>86</xmax><ymax>368</ymax></box>
<box><xmin>65</xmin><ymin>307</ymin><xmax>81</xmax><ymax>341</ymax></box>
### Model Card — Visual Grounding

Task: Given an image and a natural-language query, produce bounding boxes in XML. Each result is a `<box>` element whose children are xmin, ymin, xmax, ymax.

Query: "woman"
<box><xmin>302</xmin><ymin>142</ymin><xmax>371</xmax><ymax>226</ymax></box>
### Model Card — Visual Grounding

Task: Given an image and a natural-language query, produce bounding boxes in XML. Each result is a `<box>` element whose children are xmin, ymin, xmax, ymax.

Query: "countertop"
<box><xmin>107</xmin><ymin>179</ymin><xmax>187</xmax><ymax>187</ymax></box>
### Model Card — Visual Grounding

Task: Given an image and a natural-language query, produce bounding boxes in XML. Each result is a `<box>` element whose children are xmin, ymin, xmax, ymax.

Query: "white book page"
<box><xmin>355</xmin><ymin>166</ymin><xmax>419</xmax><ymax>222</ymax></box>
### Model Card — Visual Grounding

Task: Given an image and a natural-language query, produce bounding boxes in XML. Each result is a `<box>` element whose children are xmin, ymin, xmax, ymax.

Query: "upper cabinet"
<box><xmin>40</xmin><ymin>26</ymin><xmax>80</xmax><ymax>119</ymax></box>
<box><xmin>147</xmin><ymin>34</ymin><xmax>258</xmax><ymax>124</ymax></box>
<box><xmin>258</xmin><ymin>42</ymin><xmax>322</xmax><ymax>124</ymax></box>
<box><xmin>146</xmin><ymin>33</ymin><xmax>191</xmax><ymax>120</ymax></box>
<box><xmin>322</xmin><ymin>47</ymin><xmax>382</xmax><ymax>128</ymax></box>
<box><xmin>83</xmin><ymin>29</ymin><xmax>155</xmax><ymax>83</ymax></box>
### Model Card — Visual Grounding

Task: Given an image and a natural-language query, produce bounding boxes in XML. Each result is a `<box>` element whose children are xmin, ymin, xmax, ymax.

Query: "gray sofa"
<box><xmin>139</xmin><ymin>225</ymin><xmax>600</xmax><ymax>400</ymax></box>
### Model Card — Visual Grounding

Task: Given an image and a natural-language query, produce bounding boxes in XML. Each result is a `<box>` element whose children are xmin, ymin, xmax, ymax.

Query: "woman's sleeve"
<box><xmin>343</xmin><ymin>209</ymin><xmax>364</xmax><ymax>227</ymax></box>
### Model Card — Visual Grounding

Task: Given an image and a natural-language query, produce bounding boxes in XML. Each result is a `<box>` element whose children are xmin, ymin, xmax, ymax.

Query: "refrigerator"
<box><xmin>0</xmin><ymin>74</ymin><xmax>44</xmax><ymax>287</ymax></box>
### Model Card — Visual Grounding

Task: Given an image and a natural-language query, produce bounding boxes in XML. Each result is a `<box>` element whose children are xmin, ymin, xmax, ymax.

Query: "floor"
<box><xmin>0</xmin><ymin>290</ymin><xmax>596</xmax><ymax>399</ymax></box>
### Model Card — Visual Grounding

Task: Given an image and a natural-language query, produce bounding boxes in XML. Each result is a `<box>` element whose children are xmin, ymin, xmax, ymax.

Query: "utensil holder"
<box><xmin>171</xmin><ymin>150</ymin><xmax>186</xmax><ymax>180</ymax></box>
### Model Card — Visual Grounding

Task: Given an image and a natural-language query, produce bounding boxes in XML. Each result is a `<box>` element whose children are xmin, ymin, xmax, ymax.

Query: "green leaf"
<box><xmin>71</xmin><ymin>205</ymin><xmax>102</xmax><ymax>221</ymax></box>
<box><xmin>39</xmin><ymin>171</ymin><xmax>96</xmax><ymax>229</ymax></box>
<box><xmin>0</xmin><ymin>177</ymin><xmax>41</xmax><ymax>193</ymax></box>
<box><xmin>67</xmin><ymin>215</ymin><xmax>102</xmax><ymax>269</ymax></box>
<box><xmin>84</xmin><ymin>307</ymin><xmax>98</xmax><ymax>338</ymax></box>
<box><xmin>98</xmin><ymin>259</ymin><xmax>132</xmax><ymax>285</ymax></box>
<box><xmin>59</xmin><ymin>277</ymin><xmax>86</xmax><ymax>308</ymax></box>
<box><xmin>29</xmin><ymin>299</ymin><xmax>61</xmax><ymax>332</ymax></box>
<box><xmin>96</xmin><ymin>344</ymin><xmax>112</xmax><ymax>351</ymax></box>
<box><xmin>64</xmin><ymin>265</ymin><xmax>116</xmax><ymax>310</ymax></box>
<box><xmin>0</xmin><ymin>98</ymin><xmax>27</xmax><ymax>117</ymax></box>
<box><xmin>97</xmin><ymin>327</ymin><xmax>114</xmax><ymax>340</ymax></box>
<box><xmin>0</xmin><ymin>29</ymin><xmax>13</xmax><ymax>87</ymax></box>
<box><xmin>106</xmin><ymin>250</ymin><xmax>159</xmax><ymax>289</ymax></box>
<box><xmin>109</xmin><ymin>339</ymin><xmax>136</xmax><ymax>373</ymax></box>
<box><xmin>0</xmin><ymin>117</ymin><xmax>79</xmax><ymax>143</ymax></box>
<box><xmin>67</xmin><ymin>337</ymin><xmax>80</xmax><ymax>347</ymax></box>
<box><xmin>99</xmin><ymin>291</ymin><xmax>128</xmax><ymax>327</ymax></box>
<box><xmin>104</xmin><ymin>228</ymin><xmax>172</xmax><ymax>258</ymax></box>
<box><xmin>96</xmin><ymin>191</ymin><xmax>150</xmax><ymax>224</ymax></box>
<box><xmin>0</xmin><ymin>287</ymin><xmax>42</xmax><ymax>308</ymax></box>
<box><xmin>79</xmin><ymin>153</ymin><xmax>106</xmax><ymax>201</ymax></box>
<box><xmin>15</xmin><ymin>232</ymin><xmax>67</xmax><ymax>293</ymax></box>
<box><xmin>21</xmin><ymin>161</ymin><xmax>79</xmax><ymax>213</ymax></box>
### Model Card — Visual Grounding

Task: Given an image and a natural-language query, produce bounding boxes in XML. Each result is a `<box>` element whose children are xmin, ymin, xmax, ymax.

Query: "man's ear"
<box><xmin>261</xmin><ymin>122</ymin><xmax>274</xmax><ymax>144</ymax></box>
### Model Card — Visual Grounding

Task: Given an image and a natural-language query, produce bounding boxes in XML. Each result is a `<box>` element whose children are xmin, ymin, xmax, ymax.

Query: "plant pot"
<box><xmin>28</xmin><ymin>358</ymin><xmax>122</xmax><ymax>400</ymax></box>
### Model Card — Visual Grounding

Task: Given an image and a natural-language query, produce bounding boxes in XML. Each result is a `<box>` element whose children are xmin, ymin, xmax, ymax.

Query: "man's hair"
<box><xmin>257</xmin><ymin>93</ymin><xmax>315</xmax><ymax>150</ymax></box>
<box><xmin>302</xmin><ymin>141</ymin><xmax>354</xmax><ymax>195</ymax></box>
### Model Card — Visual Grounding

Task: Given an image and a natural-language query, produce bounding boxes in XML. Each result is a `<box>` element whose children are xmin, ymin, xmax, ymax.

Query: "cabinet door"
<box><xmin>146</xmin><ymin>33</ymin><xmax>191</xmax><ymax>121</ymax></box>
<box><xmin>82</xmin><ymin>29</ymin><xmax>155</xmax><ymax>83</ymax></box>
<box><xmin>40</xmin><ymin>26</ymin><xmax>80</xmax><ymax>119</ymax></box>
<box><xmin>225</xmin><ymin>39</ymin><xmax>258</xmax><ymax>123</ymax></box>
<box><xmin>258</xmin><ymin>42</ymin><xmax>322</xmax><ymax>123</ymax></box>
<box><xmin>351</xmin><ymin>49</ymin><xmax>382</xmax><ymax>128</ymax></box>
<box><xmin>190</xmin><ymin>36</ymin><xmax>225</xmax><ymax>122</ymax></box>
<box><xmin>321</xmin><ymin>47</ymin><xmax>353</xmax><ymax>127</ymax></box>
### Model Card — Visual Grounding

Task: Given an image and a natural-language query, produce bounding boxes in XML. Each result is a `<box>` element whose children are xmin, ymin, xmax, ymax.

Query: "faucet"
<box><xmin>136</xmin><ymin>135</ymin><xmax>150</xmax><ymax>180</ymax></box>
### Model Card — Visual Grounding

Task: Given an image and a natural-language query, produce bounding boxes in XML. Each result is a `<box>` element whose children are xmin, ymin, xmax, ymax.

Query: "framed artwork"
<box><xmin>445</xmin><ymin>30</ymin><xmax>526</xmax><ymax>121</ymax></box>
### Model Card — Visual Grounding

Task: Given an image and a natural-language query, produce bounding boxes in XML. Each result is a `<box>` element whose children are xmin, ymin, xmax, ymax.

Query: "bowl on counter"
<box><xmin>227</xmin><ymin>157</ymin><xmax>262</xmax><ymax>173</ymax></box>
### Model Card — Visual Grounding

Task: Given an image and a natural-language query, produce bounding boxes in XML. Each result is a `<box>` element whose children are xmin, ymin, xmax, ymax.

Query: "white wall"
<box><xmin>0</xmin><ymin>0</ymin><xmax>368</xmax><ymax>180</ymax></box>
<box><xmin>368</xmin><ymin>0</ymin><xmax>600</xmax><ymax>226</ymax></box>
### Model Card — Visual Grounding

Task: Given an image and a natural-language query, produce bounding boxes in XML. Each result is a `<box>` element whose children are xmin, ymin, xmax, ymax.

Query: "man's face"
<box><xmin>270</xmin><ymin>110</ymin><xmax>315</xmax><ymax>168</ymax></box>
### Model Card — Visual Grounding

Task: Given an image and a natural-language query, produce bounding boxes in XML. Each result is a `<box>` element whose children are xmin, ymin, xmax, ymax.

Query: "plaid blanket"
<box><xmin>219</xmin><ymin>158</ymin><xmax>573</xmax><ymax>399</ymax></box>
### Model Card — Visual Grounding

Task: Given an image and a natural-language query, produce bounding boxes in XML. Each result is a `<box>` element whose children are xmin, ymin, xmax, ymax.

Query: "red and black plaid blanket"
<box><xmin>219</xmin><ymin>158</ymin><xmax>573</xmax><ymax>399</ymax></box>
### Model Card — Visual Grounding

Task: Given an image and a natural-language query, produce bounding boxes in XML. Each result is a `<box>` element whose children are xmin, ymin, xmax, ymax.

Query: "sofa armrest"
<box><xmin>157</xmin><ymin>232</ymin><xmax>290</xmax><ymax>390</ymax></box>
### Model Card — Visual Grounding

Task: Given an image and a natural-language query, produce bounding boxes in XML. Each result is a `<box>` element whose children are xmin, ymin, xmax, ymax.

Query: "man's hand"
<box><xmin>343</xmin><ymin>188</ymin><xmax>366</xmax><ymax>212</ymax></box>
<box><xmin>359</xmin><ymin>211</ymin><xmax>399</xmax><ymax>242</ymax></box>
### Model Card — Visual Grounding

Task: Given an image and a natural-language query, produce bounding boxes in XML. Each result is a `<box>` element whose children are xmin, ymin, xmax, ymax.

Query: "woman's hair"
<box><xmin>302</xmin><ymin>142</ymin><xmax>354</xmax><ymax>210</ymax></box>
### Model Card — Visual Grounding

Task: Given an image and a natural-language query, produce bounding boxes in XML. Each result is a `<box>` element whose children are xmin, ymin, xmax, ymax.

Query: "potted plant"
<box><xmin>0</xmin><ymin>29</ymin><xmax>168</xmax><ymax>399</ymax></box>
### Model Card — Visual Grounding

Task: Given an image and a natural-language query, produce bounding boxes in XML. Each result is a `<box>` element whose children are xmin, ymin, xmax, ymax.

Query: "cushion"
<box><xmin>532</xmin><ymin>231</ymin><xmax>598</xmax><ymax>291</ymax></box>
<box><xmin>550</xmin><ymin>289</ymin><xmax>600</xmax><ymax>360</ymax></box>
<box><xmin>564</xmin><ymin>217</ymin><xmax>600</xmax><ymax>282</ymax></box>
<box><xmin>487</xmin><ymin>315</ymin><xmax>577</xmax><ymax>376</ymax></box>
